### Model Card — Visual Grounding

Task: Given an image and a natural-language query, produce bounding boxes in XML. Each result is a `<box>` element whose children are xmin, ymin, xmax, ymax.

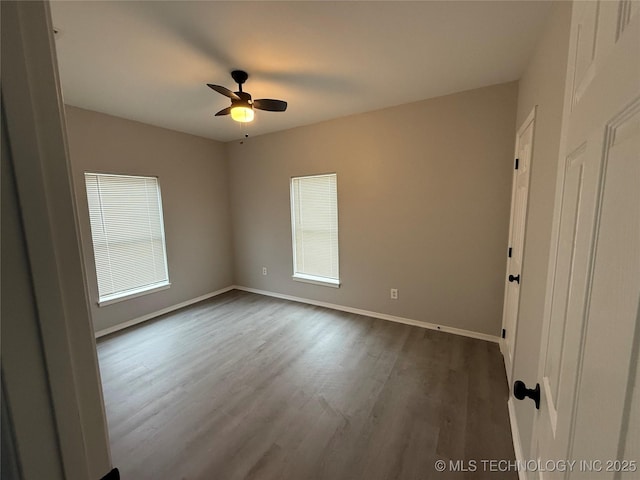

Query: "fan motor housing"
<box><xmin>232</xmin><ymin>91</ymin><xmax>253</xmax><ymax>108</ymax></box>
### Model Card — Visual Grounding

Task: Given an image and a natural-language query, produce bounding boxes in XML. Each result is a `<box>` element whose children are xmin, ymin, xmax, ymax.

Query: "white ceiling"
<box><xmin>51</xmin><ymin>1</ymin><xmax>552</xmax><ymax>142</ymax></box>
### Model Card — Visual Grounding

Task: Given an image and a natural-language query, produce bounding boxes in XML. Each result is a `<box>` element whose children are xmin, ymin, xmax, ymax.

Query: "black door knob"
<box><xmin>514</xmin><ymin>380</ymin><xmax>540</xmax><ymax>409</ymax></box>
<box><xmin>508</xmin><ymin>274</ymin><xmax>520</xmax><ymax>284</ymax></box>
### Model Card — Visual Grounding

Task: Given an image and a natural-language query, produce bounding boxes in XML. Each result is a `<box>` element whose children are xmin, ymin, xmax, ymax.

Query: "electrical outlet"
<box><xmin>390</xmin><ymin>288</ymin><xmax>398</xmax><ymax>300</ymax></box>
<box><xmin>262</xmin><ymin>267</ymin><xmax>268</xmax><ymax>276</ymax></box>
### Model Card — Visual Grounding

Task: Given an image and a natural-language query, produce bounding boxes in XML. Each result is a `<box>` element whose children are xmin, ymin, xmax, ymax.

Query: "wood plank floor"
<box><xmin>97</xmin><ymin>290</ymin><xmax>516</xmax><ymax>480</ymax></box>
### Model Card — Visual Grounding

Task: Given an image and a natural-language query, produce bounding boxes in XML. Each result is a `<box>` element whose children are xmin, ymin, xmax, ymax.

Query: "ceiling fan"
<box><xmin>207</xmin><ymin>70</ymin><xmax>287</xmax><ymax>123</ymax></box>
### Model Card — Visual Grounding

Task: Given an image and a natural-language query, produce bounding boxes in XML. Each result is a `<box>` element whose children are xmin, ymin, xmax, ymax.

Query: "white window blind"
<box><xmin>85</xmin><ymin>173</ymin><xmax>169</xmax><ymax>304</ymax></box>
<box><xmin>290</xmin><ymin>173</ymin><xmax>339</xmax><ymax>286</ymax></box>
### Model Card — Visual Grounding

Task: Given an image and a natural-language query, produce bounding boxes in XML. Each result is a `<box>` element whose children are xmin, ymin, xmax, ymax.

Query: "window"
<box><xmin>290</xmin><ymin>173</ymin><xmax>340</xmax><ymax>287</ymax></box>
<box><xmin>84</xmin><ymin>173</ymin><xmax>170</xmax><ymax>305</ymax></box>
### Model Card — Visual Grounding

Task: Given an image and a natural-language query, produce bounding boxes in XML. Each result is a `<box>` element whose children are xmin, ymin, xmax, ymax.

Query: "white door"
<box><xmin>501</xmin><ymin>109</ymin><xmax>535</xmax><ymax>381</ymax></box>
<box><xmin>526</xmin><ymin>2</ymin><xmax>640</xmax><ymax>478</ymax></box>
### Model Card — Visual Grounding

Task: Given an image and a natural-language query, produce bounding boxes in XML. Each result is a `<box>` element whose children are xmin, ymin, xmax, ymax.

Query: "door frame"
<box><xmin>501</xmin><ymin>106</ymin><xmax>537</xmax><ymax>383</ymax></box>
<box><xmin>2</xmin><ymin>1</ymin><xmax>112</xmax><ymax>478</ymax></box>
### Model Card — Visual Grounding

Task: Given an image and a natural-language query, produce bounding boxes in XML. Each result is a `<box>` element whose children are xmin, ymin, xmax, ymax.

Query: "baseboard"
<box><xmin>232</xmin><ymin>285</ymin><xmax>500</xmax><ymax>344</ymax></box>
<box><xmin>499</xmin><ymin>337</ymin><xmax>507</xmax><ymax>357</ymax></box>
<box><xmin>507</xmin><ymin>397</ymin><xmax>527</xmax><ymax>480</ymax></box>
<box><xmin>500</xmin><ymin>338</ymin><xmax>514</xmax><ymax>385</ymax></box>
<box><xmin>94</xmin><ymin>286</ymin><xmax>235</xmax><ymax>338</ymax></box>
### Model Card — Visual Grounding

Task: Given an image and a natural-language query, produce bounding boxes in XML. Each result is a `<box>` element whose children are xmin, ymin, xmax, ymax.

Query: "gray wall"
<box><xmin>65</xmin><ymin>106</ymin><xmax>234</xmax><ymax>333</ymax></box>
<box><xmin>228</xmin><ymin>82</ymin><xmax>518</xmax><ymax>336</ymax></box>
<box><xmin>511</xmin><ymin>1</ymin><xmax>572</xmax><ymax>458</ymax></box>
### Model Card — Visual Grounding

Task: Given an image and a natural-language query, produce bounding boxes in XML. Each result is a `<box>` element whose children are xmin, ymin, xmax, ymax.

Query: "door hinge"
<box><xmin>508</xmin><ymin>247</ymin><xmax>512</xmax><ymax>258</ymax></box>
<box><xmin>515</xmin><ymin>158</ymin><xmax>519</xmax><ymax>170</ymax></box>
<box><xmin>502</xmin><ymin>328</ymin><xmax>506</xmax><ymax>339</ymax></box>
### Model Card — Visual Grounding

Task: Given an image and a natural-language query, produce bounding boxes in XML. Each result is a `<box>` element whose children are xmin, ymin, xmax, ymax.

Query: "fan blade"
<box><xmin>215</xmin><ymin>106</ymin><xmax>232</xmax><ymax>116</ymax></box>
<box><xmin>254</xmin><ymin>99</ymin><xmax>287</xmax><ymax>112</ymax></box>
<box><xmin>207</xmin><ymin>84</ymin><xmax>240</xmax><ymax>100</ymax></box>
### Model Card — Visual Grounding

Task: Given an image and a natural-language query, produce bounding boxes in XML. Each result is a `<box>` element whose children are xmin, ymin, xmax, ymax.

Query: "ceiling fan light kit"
<box><xmin>208</xmin><ymin>70</ymin><xmax>287</xmax><ymax>124</ymax></box>
<box><xmin>230</xmin><ymin>105</ymin><xmax>254</xmax><ymax>123</ymax></box>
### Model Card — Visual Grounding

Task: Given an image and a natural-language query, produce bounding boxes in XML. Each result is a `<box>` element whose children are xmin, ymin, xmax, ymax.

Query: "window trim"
<box><xmin>97</xmin><ymin>281</ymin><xmax>171</xmax><ymax>307</ymax></box>
<box><xmin>84</xmin><ymin>172</ymin><xmax>171</xmax><ymax>306</ymax></box>
<box><xmin>290</xmin><ymin>173</ymin><xmax>340</xmax><ymax>287</ymax></box>
<box><xmin>292</xmin><ymin>273</ymin><xmax>341</xmax><ymax>288</ymax></box>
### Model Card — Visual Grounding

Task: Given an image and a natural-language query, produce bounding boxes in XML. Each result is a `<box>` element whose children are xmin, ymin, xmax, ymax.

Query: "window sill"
<box><xmin>98</xmin><ymin>282</ymin><xmax>171</xmax><ymax>307</ymax></box>
<box><xmin>292</xmin><ymin>274</ymin><xmax>340</xmax><ymax>288</ymax></box>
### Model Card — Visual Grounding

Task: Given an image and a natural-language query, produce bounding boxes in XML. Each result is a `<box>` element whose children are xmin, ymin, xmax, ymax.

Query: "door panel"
<box><xmin>572</xmin><ymin>0</ymin><xmax>600</xmax><ymax>106</ymax></box>
<box><xmin>530</xmin><ymin>1</ymin><xmax>639</xmax><ymax>478</ymax></box>
<box><xmin>542</xmin><ymin>143</ymin><xmax>588</xmax><ymax>434</ymax></box>
<box><xmin>536</xmin><ymin>132</ymin><xmax>603</xmax><ymax>473</ymax></box>
<box><xmin>616</xmin><ymin>0</ymin><xmax>639</xmax><ymax>40</ymax></box>
<box><xmin>569</xmin><ymin>99</ymin><xmax>639</xmax><ymax>476</ymax></box>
